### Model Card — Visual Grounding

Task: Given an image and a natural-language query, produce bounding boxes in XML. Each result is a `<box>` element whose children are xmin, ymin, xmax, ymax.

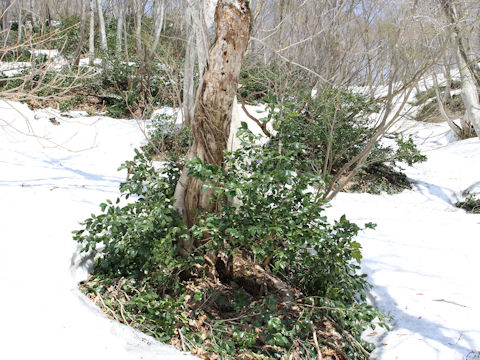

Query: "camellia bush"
<box><xmin>74</xmin><ymin>124</ymin><xmax>388</xmax><ymax>360</ymax></box>
<box><xmin>267</xmin><ymin>88</ymin><xmax>426</xmax><ymax>195</ymax></box>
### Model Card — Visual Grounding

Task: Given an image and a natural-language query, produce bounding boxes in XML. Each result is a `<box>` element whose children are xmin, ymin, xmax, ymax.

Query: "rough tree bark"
<box><xmin>174</xmin><ymin>0</ymin><xmax>251</xmax><ymax>252</ymax></box>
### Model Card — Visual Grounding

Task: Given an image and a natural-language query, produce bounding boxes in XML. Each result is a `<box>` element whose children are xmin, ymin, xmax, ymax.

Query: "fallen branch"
<box><xmin>313</xmin><ymin>330</ymin><xmax>323</xmax><ymax>360</ymax></box>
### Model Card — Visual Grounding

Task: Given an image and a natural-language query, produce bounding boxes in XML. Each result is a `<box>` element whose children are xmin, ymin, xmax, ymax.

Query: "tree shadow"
<box><xmin>362</xmin><ymin>261</ymin><xmax>480</xmax><ymax>359</ymax></box>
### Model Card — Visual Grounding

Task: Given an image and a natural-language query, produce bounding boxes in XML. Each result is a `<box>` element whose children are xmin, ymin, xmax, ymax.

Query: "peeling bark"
<box><xmin>174</xmin><ymin>0</ymin><xmax>251</xmax><ymax>252</ymax></box>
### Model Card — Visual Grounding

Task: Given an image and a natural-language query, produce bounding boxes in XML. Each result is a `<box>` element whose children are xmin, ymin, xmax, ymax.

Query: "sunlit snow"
<box><xmin>0</xmin><ymin>97</ymin><xmax>479</xmax><ymax>360</ymax></box>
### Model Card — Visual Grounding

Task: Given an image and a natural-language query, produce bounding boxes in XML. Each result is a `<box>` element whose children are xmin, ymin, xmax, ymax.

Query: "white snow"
<box><xmin>0</xmin><ymin>100</ymin><xmax>197</xmax><ymax>360</ymax></box>
<box><xmin>29</xmin><ymin>49</ymin><xmax>61</xmax><ymax>59</ymax></box>
<box><xmin>327</xmin><ymin>122</ymin><xmax>480</xmax><ymax>360</ymax></box>
<box><xmin>78</xmin><ymin>58</ymin><xmax>103</xmax><ymax>67</ymax></box>
<box><xmin>0</xmin><ymin>96</ymin><xmax>479</xmax><ymax>360</ymax></box>
<box><xmin>0</xmin><ymin>62</ymin><xmax>32</xmax><ymax>77</ymax></box>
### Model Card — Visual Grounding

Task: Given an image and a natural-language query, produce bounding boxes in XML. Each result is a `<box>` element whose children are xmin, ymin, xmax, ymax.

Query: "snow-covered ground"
<box><xmin>0</xmin><ymin>99</ymin><xmax>479</xmax><ymax>360</ymax></box>
<box><xmin>328</xmin><ymin>121</ymin><xmax>480</xmax><ymax>360</ymax></box>
<box><xmin>0</xmin><ymin>100</ymin><xmax>196</xmax><ymax>360</ymax></box>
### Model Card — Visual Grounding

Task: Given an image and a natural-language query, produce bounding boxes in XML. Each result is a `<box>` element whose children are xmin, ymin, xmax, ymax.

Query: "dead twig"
<box><xmin>313</xmin><ymin>330</ymin><xmax>323</xmax><ymax>360</ymax></box>
<box><xmin>95</xmin><ymin>291</ymin><xmax>119</xmax><ymax>321</ymax></box>
<box><xmin>238</xmin><ymin>92</ymin><xmax>273</xmax><ymax>138</ymax></box>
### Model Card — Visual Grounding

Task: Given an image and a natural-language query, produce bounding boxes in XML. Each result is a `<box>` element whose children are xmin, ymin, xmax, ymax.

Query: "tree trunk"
<box><xmin>433</xmin><ymin>71</ymin><xmax>463</xmax><ymax>138</ymax></box>
<box><xmin>182</xmin><ymin>8</ymin><xmax>196</xmax><ymax>127</ymax></box>
<box><xmin>17</xmin><ymin>0</ymin><xmax>22</xmax><ymax>42</ymax></box>
<box><xmin>455</xmin><ymin>44</ymin><xmax>480</xmax><ymax>138</ymax></box>
<box><xmin>443</xmin><ymin>61</ymin><xmax>452</xmax><ymax>103</ymax></box>
<box><xmin>73</xmin><ymin>0</ymin><xmax>87</xmax><ymax>66</ymax></box>
<box><xmin>134</xmin><ymin>0</ymin><xmax>144</xmax><ymax>57</ymax></box>
<box><xmin>194</xmin><ymin>0</ymin><xmax>217</xmax><ymax>76</ymax></box>
<box><xmin>149</xmin><ymin>0</ymin><xmax>165</xmax><ymax>58</ymax></box>
<box><xmin>123</xmin><ymin>9</ymin><xmax>129</xmax><ymax>62</ymax></box>
<box><xmin>88</xmin><ymin>0</ymin><xmax>95</xmax><ymax>65</ymax></box>
<box><xmin>96</xmin><ymin>0</ymin><xmax>107</xmax><ymax>51</ymax></box>
<box><xmin>440</xmin><ymin>0</ymin><xmax>480</xmax><ymax>138</ymax></box>
<box><xmin>45</xmin><ymin>3</ymin><xmax>51</xmax><ymax>31</ymax></box>
<box><xmin>174</xmin><ymin>0</ymin><xmax>251</xmax><ymax>252</ymax></box>
<box><xmin>29</xmin><ymin>0</ymin><xmax>35</xmax><ymax>28</ymax></box>
<box><xmin>2</xmin><ymin>0</ymin><xmax>11</xmax><ymax>41</ymax></box>
<box><xmin>182</xmin><ymin>0</ymin><xmax>217</xmax><ymax>126</ymax></box>
<box><xmin>116</xmin><ymin>1</ymin><xmax>125</xmax><ymax>54</ymax></box>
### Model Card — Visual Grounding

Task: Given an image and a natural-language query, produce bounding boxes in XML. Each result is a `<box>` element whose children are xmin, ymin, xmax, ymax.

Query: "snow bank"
<box><xmin>0</xmin><ymin>100</ymin><xmax>198</xmax><ymax>360</ymax></box>
<box><xmin>2</xmin><ymin>94</ymin><xmax>479</xmax><ymax>360</ymax></box>
<box><xmin>327</xmin><ymin>123</ymin><xmax>480</xmax><ymax>360</ymax></box>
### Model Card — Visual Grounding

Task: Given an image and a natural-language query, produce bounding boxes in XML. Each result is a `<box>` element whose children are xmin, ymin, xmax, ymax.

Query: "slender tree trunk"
<box><xmin>174</xmin><ymin>0</ymin><xmax>251</xmax><ymax>250</ymax></box>
<box><xmin>443</xmin><ymin>61</ymin><xmax>452</xmax><ymax>103</ymax></box>
<box><xmin>29</xmin><ymin>0</ymin><xmax>35</xmax><ymax>28</ymax></box>
<box><xmin>116</xmin><ymin>1</ymin><xmax>125</xmax><ymax>54</ymax></box>
<box><xmin>88</xmin><ymin>0</ymin><xmax>95</xmax><ymax>65</ymax></box>
<box><xmin>2</xmin><ymin>0</ymin><xmax>11</xmax><ymax>41</ymax></box>
<box><xmin>96</xmin><ymin>0</ymin><xmax>107</xmax><ymax>51</ymax></box>
<box><xmin>73</xmin><ymin>0</ymin><xmax>87</xmax><ymax>66</ymax></box>
<box><xmin>182</xmin><ymin>7</ymin><xmax>196</xmax><ymax>127</ymax></box>
<box><xmin>17</xmin><ymin>0</ymin><xmax>22</xmax><ymax>42</ymax></box>
<box><xmin>45</xmin><ymin>3</ymin><xmax>51</xmax><ymax>31</ymax></box>
<box><xmin>123</xmin><ymin>10</ymin><xmax>129</xmax><ymax>62</ymax></box>
<box><xmin>149</xmin><ymin>0</ymin><xmax>165</xmax><ymax>58</ymax></box>
<box><xmin>433</xmin><ymin>71</ymin><xmax>463</xmax><ymax>137</ymax></box>
<box><xmin>455</xmin><ymin>44</ymin><xmax>480</xmax><ymax>138</ymax></box>
<box><xmin>134</xmin><ymin>0</ymin><xmax>144</xmax><ymax>57</ymax></box>
<box><xmin>194</xmin><ymin>0</ymin><xmax>217</xmax><ymax>76</ymax></box>
<box><xmin>440</xmin><ymin>0</ymin><xmax>480</xmax><ymax>138</ymax></box>
<box><xmin>182</xmin><ymin>0</ymin><xmax>217</xmax><ymax>126</ymax></box>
